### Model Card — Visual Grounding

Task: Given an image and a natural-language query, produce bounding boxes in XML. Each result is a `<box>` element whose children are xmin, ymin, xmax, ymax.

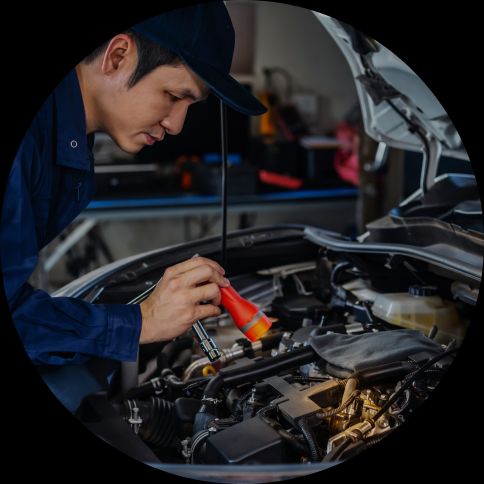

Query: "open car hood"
<box><xmin>314</xmin><ymin>13</ymin><xmax>469</xmax><ymax>162</ymax></box>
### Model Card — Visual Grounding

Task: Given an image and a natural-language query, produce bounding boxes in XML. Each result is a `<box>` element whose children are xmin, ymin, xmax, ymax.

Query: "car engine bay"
<box><xmin>72</xmin><ymin>223</ymin><xmax>478</xmax><ymax>467</ymax></box>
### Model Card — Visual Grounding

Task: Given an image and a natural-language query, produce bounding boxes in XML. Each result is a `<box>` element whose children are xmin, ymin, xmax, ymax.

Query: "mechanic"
<box><xmin>0</xmin><ymin>3</ymin><xmax>266</xmax><ymax>369</ymax></box>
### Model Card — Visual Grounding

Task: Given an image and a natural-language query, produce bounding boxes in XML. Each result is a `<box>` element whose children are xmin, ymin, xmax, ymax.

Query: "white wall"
<box><xmin>230</xmin><ymin>1</ymin><xmax>359</xmax><ymax>132</ymax></box>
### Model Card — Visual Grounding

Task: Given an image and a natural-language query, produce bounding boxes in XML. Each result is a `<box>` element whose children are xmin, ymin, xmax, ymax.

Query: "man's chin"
<box><xmin>114</xmin><ymin>139</ymin><xmax>144</xmax><ymax>155</ymax></box>
<box><xmin>125</xmin><ymin>145</ymin><xmax>144</xmax><ymax>155</ymax></box>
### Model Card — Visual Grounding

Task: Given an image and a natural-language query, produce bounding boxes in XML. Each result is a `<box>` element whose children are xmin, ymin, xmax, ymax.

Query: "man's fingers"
<box><xmin>177</xmin><ymin>264</ymin><xmax>229</xmax><ymax>289</ymax></box>
<box><xmin>191</xmin><ymin>282</ymin><xmax>222</xmax><ymax>306</ymax></box>
<box><xmin>193</xmin><ymin>303</ymin><xmax>222</xmax><ymax>321</ymax></box>
<box><xmin>140</xmin><ymin>257</ymin><xmax>227</xmax><ymax>344</ymax></box>
<box><xmin>164</xmin><ymin>257</ymin><xmax>225</xmax><ymax>278</ymax></box>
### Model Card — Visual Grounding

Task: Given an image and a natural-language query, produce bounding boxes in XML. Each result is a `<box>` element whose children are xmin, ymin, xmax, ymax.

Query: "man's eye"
<box><xmin>169</xmin><ymin>94</ymin><xmax>181</xmax><ymax>102</ymax></box>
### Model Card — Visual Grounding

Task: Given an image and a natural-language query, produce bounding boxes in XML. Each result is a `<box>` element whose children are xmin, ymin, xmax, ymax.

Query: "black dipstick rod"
<box><xmin>191</xmin><ymin>101</ymin><xmax>229</xmax><ymax>363</ymax></box>
<box><xmin>220</xmin><ymin>100</ymin><xmax>228</xmax><ymax>271</ymax></box>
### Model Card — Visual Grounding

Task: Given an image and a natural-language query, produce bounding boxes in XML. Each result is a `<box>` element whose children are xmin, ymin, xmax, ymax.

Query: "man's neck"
<box><xmin>75</xmin><ymin>64</ymin><xmax>98</xmax><ymax>134</ymax></box>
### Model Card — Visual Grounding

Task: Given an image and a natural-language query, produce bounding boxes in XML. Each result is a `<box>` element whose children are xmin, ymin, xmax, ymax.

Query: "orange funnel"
<box><xmin>220</xmin><ymin>286</ymin><xmax>272</xmax><ymax>342</ymax></box>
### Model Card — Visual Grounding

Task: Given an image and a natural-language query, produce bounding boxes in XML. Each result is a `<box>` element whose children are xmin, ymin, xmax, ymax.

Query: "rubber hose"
<box><xmin>191</xmin><ymin>430</ymin><xmax>211</xmax><ymax>464</ymax></box>
<box><xmin>123</xmin><ymin>377</ymin><xmax>164</xmax><ymax>400</ymax></box>
<box><xmin>157</xmin><ymin>337</ymin><xmax>193</xmax><ymax>371</ymax></box>
<box><xmin>123</xmin><ymin>397</ymin><xmax>178</xmax><ymax>451</ymax></box>
<box><xmin>223</xmin><ymin>346</ymin><xmax>318</xmax><ymax>386</ymax></box>
<box><xmin>296</xmin><ymin>417</ymin><xmax>322</xmax><ymax>462</ymax></box>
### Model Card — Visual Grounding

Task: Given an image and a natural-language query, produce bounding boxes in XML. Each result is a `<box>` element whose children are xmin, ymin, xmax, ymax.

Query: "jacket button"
<box><xmin>70</xmin><ymin>140</ymin><xmax>78</xmax><ymax>148</ymax></box>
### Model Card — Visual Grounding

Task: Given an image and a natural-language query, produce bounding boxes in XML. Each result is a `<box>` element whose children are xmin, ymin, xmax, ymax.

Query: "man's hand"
<box><xmin>139</xmin><ymin>257</ymin><xmax>229</xmax><ymax>344</ymax></box>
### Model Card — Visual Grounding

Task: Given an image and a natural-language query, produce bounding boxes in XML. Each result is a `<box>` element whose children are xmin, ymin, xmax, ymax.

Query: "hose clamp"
<box><xmin>127</xmin><ymin>399</ymin><xmax>143</xmax><ymax>434</ymax></box>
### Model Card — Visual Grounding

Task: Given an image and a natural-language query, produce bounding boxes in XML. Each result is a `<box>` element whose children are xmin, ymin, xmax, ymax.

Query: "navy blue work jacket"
<box><xmin>1</xmin><ymin>69</ymin><xmax>141</xmax><ymax>365</ymax></box>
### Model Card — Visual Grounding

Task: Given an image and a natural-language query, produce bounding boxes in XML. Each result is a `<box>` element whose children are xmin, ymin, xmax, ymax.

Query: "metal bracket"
<box><xmin>364</xmin><ymin>141</ymin><xmax>389</xmax><ymax>172</ymax></box>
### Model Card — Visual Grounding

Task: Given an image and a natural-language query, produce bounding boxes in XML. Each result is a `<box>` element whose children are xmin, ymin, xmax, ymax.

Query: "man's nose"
<box><xmin>161</xmin><ymin>102</ymin><xmax>189</xmax><ymax>136</ymax></box>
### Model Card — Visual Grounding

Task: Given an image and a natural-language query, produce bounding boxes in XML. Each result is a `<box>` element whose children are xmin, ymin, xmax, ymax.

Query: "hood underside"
<box><xmin>314</xmin><ymin>12</ymin><xmax>469</xmax><ymax>162</ymax></box>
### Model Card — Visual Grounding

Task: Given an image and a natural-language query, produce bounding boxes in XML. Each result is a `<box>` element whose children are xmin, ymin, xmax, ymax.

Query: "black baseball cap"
<box><xmin>131</xmin><ymin>2</ymin><xmax>267</xmax><ymax>116</ymax></box>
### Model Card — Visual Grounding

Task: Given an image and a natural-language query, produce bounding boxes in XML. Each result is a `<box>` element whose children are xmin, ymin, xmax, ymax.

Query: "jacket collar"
<box><xmin>54</xmin><ymin>68</ymin><xmax>93</xmax><ymax>171</ymax></box>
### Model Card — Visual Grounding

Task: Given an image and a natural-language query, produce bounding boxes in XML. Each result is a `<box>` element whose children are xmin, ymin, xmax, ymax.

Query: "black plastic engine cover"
<box><xmin>271</xmin><ymin>294</ymin><xmax>327</xmax><ymax>329</ymax></box>
<box><xmin>203</xmin><ymin>417</ymin><xmax>285</xmax><ymax>464</ymax></box>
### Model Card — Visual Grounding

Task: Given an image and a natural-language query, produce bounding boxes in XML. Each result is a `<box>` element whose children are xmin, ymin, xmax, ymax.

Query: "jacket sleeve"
<box><xmin>1</xmin><ymin>136</ymin><xmax>142</xmax><ymax>366</ymax></box>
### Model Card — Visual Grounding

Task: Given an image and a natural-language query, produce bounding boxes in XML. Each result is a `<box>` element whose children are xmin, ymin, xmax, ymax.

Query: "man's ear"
<box><xmin>100</xmin><ymin>34</ymin><xmax>137</xmax><ymax>76</ymax></box>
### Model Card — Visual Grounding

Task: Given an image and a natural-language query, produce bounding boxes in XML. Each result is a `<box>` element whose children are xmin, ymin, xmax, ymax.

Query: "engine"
<box><xmin>77</xmin><ymin>250</ymin><xmax>469</xmax><ymax>467</ymax></box>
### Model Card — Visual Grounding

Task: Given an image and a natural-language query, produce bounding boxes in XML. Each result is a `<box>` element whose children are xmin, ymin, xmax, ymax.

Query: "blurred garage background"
<box><xmin>31</xmin><ymin>1</ymin><xmax>473</xmax><ymax>292</ymax></box>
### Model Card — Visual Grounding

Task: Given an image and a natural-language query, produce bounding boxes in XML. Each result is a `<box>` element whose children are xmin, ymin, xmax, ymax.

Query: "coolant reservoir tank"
<box><xmin>372</xmin><ymin>285</ymin><xmax>465</xmax><ymax>344</ymax></box>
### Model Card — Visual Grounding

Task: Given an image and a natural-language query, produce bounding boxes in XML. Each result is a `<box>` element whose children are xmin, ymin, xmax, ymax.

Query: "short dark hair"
<box><xmin>83</xmin><ymin>29</ymin><xmax>182</xmax><ymax>88</ymax></box>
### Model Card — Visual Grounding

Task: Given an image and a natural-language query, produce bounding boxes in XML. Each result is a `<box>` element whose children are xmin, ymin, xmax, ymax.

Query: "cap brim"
<box><xmin>182</xmin><ymin>53</ymin><xmax>267</xmax><ymax>116</ymax></box>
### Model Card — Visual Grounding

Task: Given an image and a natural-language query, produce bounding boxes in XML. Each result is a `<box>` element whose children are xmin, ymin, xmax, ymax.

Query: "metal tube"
<box><xmin>220</xmin><ymin>100</ymin><xmax>228</xmax><ymax>271</ymax></box>
<box><xmin>183</xmin><ymin>340</ymin><xmax>264</xmax><ymax>382</ymax></box>
<box><xmin>44</xmin><ymin>219</ymin><xmax>97</xmax><ymax>272</ymax></box>
<box><xmin>192</xmin><ymin>320</ymin><xmax>222</xmax><ymax>362</ymax></box>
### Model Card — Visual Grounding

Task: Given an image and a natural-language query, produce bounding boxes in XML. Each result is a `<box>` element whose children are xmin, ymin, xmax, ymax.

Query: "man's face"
<box><xmin>101</xmin><ymin>63</ymin><xmax>208</xmax><ymax>154</ymax></box>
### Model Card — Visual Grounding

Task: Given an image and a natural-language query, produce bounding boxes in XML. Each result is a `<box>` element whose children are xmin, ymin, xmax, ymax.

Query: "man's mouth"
<box><xmin>144</xmin><ymin>132</ymin><xmax>165</xmax><ymax>145</ymax></box>
<box><xmin>144</xmin><ymin>133</ymin><xmax>157</xmax><ymax>145</ymax></box>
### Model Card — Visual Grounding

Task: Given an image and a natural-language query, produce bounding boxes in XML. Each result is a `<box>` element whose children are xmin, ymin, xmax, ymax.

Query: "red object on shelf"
<box><xmin>259</xmin><ymin>169</ymin><xmax>303</xmax><ymax>190</ymax></box>
<box><xmin>333</xmin><ymin>121</ymin><xmax>360</xmax><ymax>186</ymax></box>
<box><xmin>220</xmin><ymin>286</ymin><xmax>272</xmax><ymax>342</ymax></box>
